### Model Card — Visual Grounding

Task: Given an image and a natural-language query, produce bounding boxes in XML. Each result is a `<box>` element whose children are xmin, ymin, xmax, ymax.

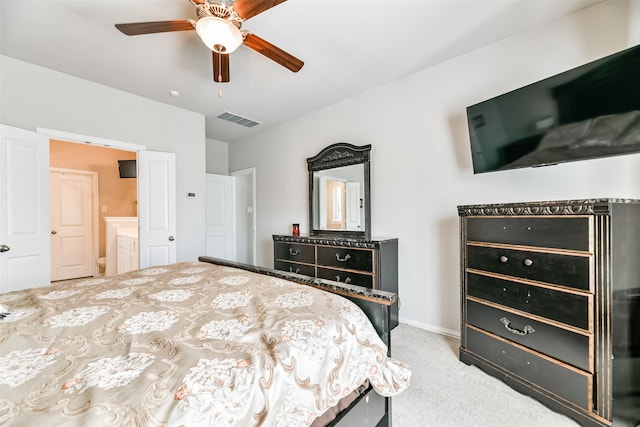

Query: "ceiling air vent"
<box><xmin>217</xmin><ymin>111</ymin><xmax>261</xmax><ymax>128</ymax></box>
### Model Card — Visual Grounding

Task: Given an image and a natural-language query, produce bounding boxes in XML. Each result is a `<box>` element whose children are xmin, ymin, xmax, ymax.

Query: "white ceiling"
<box><xmin>0</xmin><ymin>0</ymin><xmax>605</xmax><ymax>142</ymax></box>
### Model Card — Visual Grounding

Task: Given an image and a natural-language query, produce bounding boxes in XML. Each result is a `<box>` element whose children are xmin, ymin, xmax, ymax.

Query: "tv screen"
<box><xmin>467</xmin><ymin>44</ymin><xmax>640</xmax><ymax>174</ymax></box>
<box><xmin>118</xmin><ymin>159</ymin><xmax>136</xmax><ymax>178</ymax></box>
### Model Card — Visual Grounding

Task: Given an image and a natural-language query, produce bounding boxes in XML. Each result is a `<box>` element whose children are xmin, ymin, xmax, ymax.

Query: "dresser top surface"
<box><xmin>273</xmin><ymin>235</ymin><xmax>398</xmax><ymax>245</ymax></box>
<box><xmin>458</xmin><ymin>198</ymin><xmax>640</xmax><ymax>216</ymax></box>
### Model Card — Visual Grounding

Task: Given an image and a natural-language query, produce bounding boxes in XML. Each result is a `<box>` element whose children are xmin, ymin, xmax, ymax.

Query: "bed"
<box><xmin>0</xmin><ymin>256</ymin><xmax>410</xmax><ymax>426</ymax></box>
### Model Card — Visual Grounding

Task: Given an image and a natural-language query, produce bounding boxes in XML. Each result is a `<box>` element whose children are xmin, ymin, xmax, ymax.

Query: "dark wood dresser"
<box><xmin>458</xmin><ymin>199</ymin><xmax>640</xmax><ymax>427</ymax></box>
<box><xmin>273</xmin><ymin>235</ymin><xmax>399</xmax><ymax>329</ymax></box>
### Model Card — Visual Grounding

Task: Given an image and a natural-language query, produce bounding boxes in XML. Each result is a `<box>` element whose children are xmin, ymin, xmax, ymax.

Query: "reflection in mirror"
<box><xmin>312</xmin><ymin>164</ymin><xmax>364</xmax><ymax>232</ymax></box>
<box><xmin>307</xmin><ymin>143</ymin><xmax>371</xmax><ymax>239</ymax></box>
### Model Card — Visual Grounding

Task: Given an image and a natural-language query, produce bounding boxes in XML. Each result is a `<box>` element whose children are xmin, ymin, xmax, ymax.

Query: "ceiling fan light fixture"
<box><xmin>196</xmin><ymin>16</ymin><xmax>243</xmax><ymax>54</ymax></box>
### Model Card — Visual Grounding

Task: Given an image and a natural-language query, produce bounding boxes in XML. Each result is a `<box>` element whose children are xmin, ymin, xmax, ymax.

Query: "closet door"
<box><xmin>205</xmin><ymin>173</ymin><xmax>235</xmax><ymax>261</ymax></box>
<box><xmin>0</xmin><ymin>124</ymin><xmax>50</xmax><ymax>292</ymax></box>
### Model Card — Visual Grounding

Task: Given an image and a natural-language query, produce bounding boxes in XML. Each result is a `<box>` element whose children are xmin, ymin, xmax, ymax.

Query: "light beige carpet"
<box><xmin>391</xmin><ymin>324</ymin><xmax>580</xmax><ymax>427</ymax></box>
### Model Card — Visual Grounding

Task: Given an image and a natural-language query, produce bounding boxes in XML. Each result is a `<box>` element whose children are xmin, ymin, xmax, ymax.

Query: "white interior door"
<box><xmin>50</xmin><ymin>169</ymin><xmax>97</xmax><ymax>281</ymax></box>
<box><xmin>346</xmin><ymin>181</ymin><xmax>361</xmax><ymax>231</ymax></box>
<box><xmin>0</xmin><ymin>124</ymin><xmax>50</xmax><ymax>293</ymax></box>
<box><xmin>205</xmin><ymin>174</ymin><xmax>235</xmax><ymax>260</ymax></box>
<box><xmin>138</xmin><ymin>150</ymin><xmax>176</xmax><ymax>268</ymax></box>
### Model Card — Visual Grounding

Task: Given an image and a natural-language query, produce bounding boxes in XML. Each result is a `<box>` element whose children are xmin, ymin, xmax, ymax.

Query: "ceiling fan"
<box><xmin>115</xmin><ymin>0</ymin><xmax>304</xmax><ymax>83</ymax></box>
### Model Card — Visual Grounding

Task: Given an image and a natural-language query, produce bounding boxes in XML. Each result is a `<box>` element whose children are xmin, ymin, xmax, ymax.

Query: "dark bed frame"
<box><xmin>198</xmin><ymin>256</ymin><xmax>397</xmax><ymax>427</ymax></box>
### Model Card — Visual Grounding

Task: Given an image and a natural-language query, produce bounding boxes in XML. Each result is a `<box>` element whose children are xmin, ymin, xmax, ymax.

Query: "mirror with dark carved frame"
<box><xmin>307</xmin><ymin>143</ymin><xmax>371</xmax><ymax>240</ymax></box>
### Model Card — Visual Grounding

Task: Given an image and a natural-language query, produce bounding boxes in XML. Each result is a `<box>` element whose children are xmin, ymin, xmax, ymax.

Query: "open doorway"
<box><xmin>49</xmin><ymin>139</ymin><xmax>137</xmax><ymax>281</ymax></box>
<box><xmin>232</xmin><ymin>168</ymin><xmax>256</xmax><ymax>265</ymax></box>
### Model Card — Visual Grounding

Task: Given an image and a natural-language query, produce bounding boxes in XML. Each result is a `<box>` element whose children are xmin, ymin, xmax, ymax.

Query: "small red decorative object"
<box><xmin>292</xmin><ymin>223</ymin><xmax>300</xmax><ymax>236</ymax></box>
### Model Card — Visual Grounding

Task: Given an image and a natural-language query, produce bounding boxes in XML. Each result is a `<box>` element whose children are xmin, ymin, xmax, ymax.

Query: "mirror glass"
<box><xmin>311</xmin><ymin>164</ymin><xmax>365</xmax><ymax>232</ymax></box>
<box><xmin>308</xmin><ymin>143</ymin><xmax>371</xmax><ymax>239</ymax></box>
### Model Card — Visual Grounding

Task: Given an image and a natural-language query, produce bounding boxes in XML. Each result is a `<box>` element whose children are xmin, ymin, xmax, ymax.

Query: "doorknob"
<box><xmin>51</xmin><ymin>230</ymin><xmax>57</xmax><ymax>235</ymax></box>
<box><xmin>0</xmin><ymin>245</ymin><xmax>10</xmax><ymax>253</ymax></box>
<box><xmin>168</xmin><ymin>236</ymin><xmax>175</xmax><ymax>241</ymax></box>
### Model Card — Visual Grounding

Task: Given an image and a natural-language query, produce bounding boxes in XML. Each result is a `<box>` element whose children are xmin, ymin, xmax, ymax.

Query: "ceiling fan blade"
<box><xmin>115</xmin><ymin>20</ymin><xmax>195</xmax><ymax>36</ymax></box>
<box><xmin>212</xmin><ymin>52</ymin><xmax>230</xmax><ymax>83</ymax></box>
<box><xmin>243</xmin><ymin>33</ymin><xmax>303</xmax><ymax>72</ymax></box>
<box><xmin>232</xmin><ymin>0</ymin><xmax>286</xmax><ymax>20</ymax></box>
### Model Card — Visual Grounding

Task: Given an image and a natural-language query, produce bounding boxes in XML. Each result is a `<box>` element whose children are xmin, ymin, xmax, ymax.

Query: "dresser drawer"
<box><xmin>467</xmin><ymin>272</ymin><xmax>591</xmax><ymax>330</ymax></box>
<box><xmin>466</xmin><ymin>326</ymin><xmax>592</xmax><ymax>411</ymax></box>
<box><xmin>317</xmin><ymin>246</ymin><xmax>373</xmax><ymax>272</ymax></box>
<box><xmin>317</xmin><ymin>267</ymin><xmax>373</xmax><ymax>288</ymax></box>
<box><xmin>466</xmin><ymin>217</ymin><xmax>591</xmax><ymax>251</ymax></box>
<box><xmin>274</xmin><ymin>260</ymin><xmax>316</xmax><ymax>277</ymax></box>
<box><xmin>274</xmin><ymin>242</ymin><xmax>316</xmax><ymax>264</ymax></box>
<box><xmin>467</xmin><ymin>300</ymin><xmax>591</xmax><ymax>371</ymax></box>
<box><xmin>467</xmin><ymin>245</ymin><xmax>591</xmax><ymax>291</ymax></box>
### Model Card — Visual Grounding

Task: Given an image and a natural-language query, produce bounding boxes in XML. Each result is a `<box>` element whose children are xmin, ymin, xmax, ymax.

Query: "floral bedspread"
<box><xmin>0</xmin><ymin>261</ymin><xmax>410</xmax><ymax>426</ymax></box>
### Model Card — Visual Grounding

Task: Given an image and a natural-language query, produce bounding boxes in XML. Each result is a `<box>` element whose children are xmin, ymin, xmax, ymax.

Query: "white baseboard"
<box><xmin>398</xmin><ymin>317</ymin><xmax>461</xmax><ymax>339</ymax></box>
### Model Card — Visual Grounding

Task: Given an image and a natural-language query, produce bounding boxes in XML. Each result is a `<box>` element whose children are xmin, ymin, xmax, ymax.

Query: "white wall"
<box><xmin>206</xmin><ymin>138</ymin><xmax>229</xmax><ymax>174</ymax></box>
<box><xmin>630</xmin><ymin>0</ymin><xmax>640</xmax><ymax>44</ymax></box>
<box><xmin>229</xmin><ymin>2</ymin><xmax>640</xmax><ymax>336</ymax></box>
<box><xmin>0</xmin><ymin>56</ymin><xmax>207</xmax><ymax>263</ymax></box>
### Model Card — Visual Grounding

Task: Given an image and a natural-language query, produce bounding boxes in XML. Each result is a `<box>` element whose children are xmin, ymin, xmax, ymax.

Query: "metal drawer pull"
<box><xmin>500</xmin><ymin>317</ymin><xmax>535</xmax><ymax>336</ymax></box>
<box><xmin>0</xmin><ymin>245</ymin><xmax>10</xmax><ymax>253</ymax></box>
<box><xmin>499</xmin><ymin>255</ymin><xmax>508</xmax><ymax>263</ymax></box>
<box><xmin>289</xmin><ymin>248</ymin><xmax>300</xmax><ymax>256</ymax></box>
<box><xmin>523</xmin><ymin>258</ymin><xmax>533</xmax><ymax>266</ymax></box>
<box><xmin>336</xmin><ymin>253</ymin><xmax>351</xmax><ymax>262</ymax></box>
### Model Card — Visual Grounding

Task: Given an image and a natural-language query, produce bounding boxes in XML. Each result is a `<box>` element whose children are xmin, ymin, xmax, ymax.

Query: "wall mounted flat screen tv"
<box><xmin>467</xmin><ymin>44</ymin><xmax>640</xmax><ymax>174</ymax></box>
<box><xmin>118</xmin><ymin>159</ymin><xmax>136</xmax><ymax>178</ymax></box>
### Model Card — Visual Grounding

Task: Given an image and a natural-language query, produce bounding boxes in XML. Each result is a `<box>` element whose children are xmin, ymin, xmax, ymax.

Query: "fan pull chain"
<box><xmin>216</xmin><ymin>72</ymin><xmax>223</xmax><ymax>97</ymax></box>
<box><xmin>215</xmin><ymin>68</ymin><xmax>224</xmax><ymax>96</ymax></box>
